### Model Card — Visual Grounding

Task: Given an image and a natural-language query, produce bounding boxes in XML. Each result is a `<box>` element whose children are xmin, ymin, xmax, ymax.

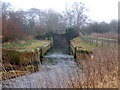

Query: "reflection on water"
<box><xmin>2</xmin><ymin>48</ymin><xmax>85</xmax><ymax>88</ymax></box>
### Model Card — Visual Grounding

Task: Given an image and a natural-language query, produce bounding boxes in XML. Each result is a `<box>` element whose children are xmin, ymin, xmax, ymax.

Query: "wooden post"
<box><xmin>90</xmin><ymin>37</ymin><xmax>92</xmax><ymax>45</ymax></box>
<box><xmin>40</xmin><ymin>47</ymin><xmax>43</xmax><ymax>63</ymax></box>
<box><xmin>108</xmin><ymin>39</ymin><xmax>110</xmax><ymax>46</ymax></box>
<box><xmin>50</xmin><ymin>42</ymin><xmax>53</xmax><ymax>49</ymax></box>
<box><xmin>91</xmin><ymin>38</ymin><xmax>93</xmax><ymax>45</ymax></box>
<box><xmin>113</xmin><ymin>40</ymin><xmax>116</xmax><ymax>47</ymax></box>
<box><xmin>101</xmin><ymin>38</ymin><xmax>103</xmax><ymax>46</ymax></box>
<box><xmin>74</xmin><ymin>47</ymin><xmax>77</xmax><ymax>59</ymax></box>
<box><xmin>95</xmin><ymin>39</ymin><xmax>97</xmax><ymax>46</ymax></box>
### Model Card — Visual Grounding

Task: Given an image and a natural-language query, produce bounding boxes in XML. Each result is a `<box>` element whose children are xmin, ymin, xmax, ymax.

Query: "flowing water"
<box><xmin>2</xmin><ymin>48</ymin><xmax>85</xmax><ymax>88</ymax></box>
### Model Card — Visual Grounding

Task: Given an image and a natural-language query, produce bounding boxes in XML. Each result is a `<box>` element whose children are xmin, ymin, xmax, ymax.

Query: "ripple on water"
<box><xmin>2</xmin><ymin>51</ymin><xmax>84</xmax><ymax>88</ymax></box>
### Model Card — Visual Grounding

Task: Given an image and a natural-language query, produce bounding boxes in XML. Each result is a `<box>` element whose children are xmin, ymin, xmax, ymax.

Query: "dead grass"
<box><xmin>1</xmin><ymin>70</ymin><xmax>31</xmax><ymax>80</ymax></box>
<box><xmin>71</xmin><ymin>36</ymin><xmax>118</xmax><ymax>88</ymax></box>
<box><xmin>76</xmin><ymin>46</ymin><xmax>118</xmax><ymax>88</ymax></box>
<box><xmin>3</xmin><ymin>40</ymin><xmax>52</xmax><ymax>50</ymax></box>
<box><xmin>90</xmin><ymin>32</ymin><xmax>118</xmax><ymax>39</ymax></box>
<box><xmin>1</xmin><ymin>46</ymin><xmax>118</xmax><ymax>88</ymax></box>
<box><xmin>1</xmin><ymin>39</ymin><xmax>118</xmax><ymax>88</ymax></box>
<box><xmin>71</xmin><ymin>37</ymin><xmax>94</xmax><ymax>51</ymax></box>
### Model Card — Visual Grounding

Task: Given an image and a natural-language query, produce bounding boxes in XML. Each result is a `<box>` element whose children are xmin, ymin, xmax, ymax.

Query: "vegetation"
<box><xmin>2</xmin><ymin>2</ymin><xmax>118</xmax><ymax>43</ymax></box>
<box><xmin>2</xmin><ymin>2</ymin><xmax>87</xmax><ymax>42</ymax></box>
<box><xmin>2</xmin><ymin>46</ymin><xmax>118</xmax><ymax>88</ymax></box>
<box><xmin>71</xmin><ymin>37</ymin><xmax>95</xmax><ymax>51</ymax></box>
<box><xmin>3</xmin><ymin>40</ymin><xmax>35</xmax><ymax>48</ymax></box>
<box><xmin>76</xmin><ymin>47</ymin><xmax>118</xmax><ymax>88</ymax></box>
<box><xmin>1</xmin><ymin>70</ymin><xmax>31</xmax><ymax>80</ymax></box>
<box><xmin>3</xmin><ymin>40</ymin><xmax>52</xmax><ymax>64</ymax></box>
<box><xmin>81</xmin><ymin>20</ymin><xmax>118</xmax><ymax>35</ymax></box>
<box><xmin>3</xmin><ymin>40</ymin><xmax>51</xmax><ymax>49</ymax></box>
<box><xmin>90</xmin><ymin>32</ymin><xmax>118</xmax><ymax>39</ymax></box>
<box><xmin>71</xmin><ymin>36</ymin><xmax>118</xmax><ymax>88</ymax></box>
<box><xmin>1</xmin><ymin>1</ymin><xmax>118</xmax><ymax>89</ymax></box>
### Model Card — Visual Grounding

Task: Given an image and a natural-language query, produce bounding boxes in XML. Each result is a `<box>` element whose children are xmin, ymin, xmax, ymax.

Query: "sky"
<box><xmin>1</xmin><ymin>0</ymin><xmax>119</xmax><ymax>23</ymax></box>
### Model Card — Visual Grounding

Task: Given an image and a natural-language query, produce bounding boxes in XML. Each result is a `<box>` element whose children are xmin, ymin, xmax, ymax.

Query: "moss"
<box><xmin>71</xmin><ymin>37</ymin><xmax>93</xmax><ymax>60</ymax></box>
<box><xmin>25</xmin><ymin>65</ymin><xmax>35</xmax><ymax>72</ymax></box>
<box><xmin>2</xmin><ymin>40</ymin><xmax>35</xmax><ymax>48</ymax></box>
<box><xmin>71</xmin><ymin>37</ymin><xmax>94</xmax><ymax>51</ymax></box>
<box><xmin>3</xmin><ymin>40</ymin><xmax>52</xmax><ymax>50</ymax></box>
<box><xmin>3</xmin><ymin>50</ymin><xmax>20</xmax><ymax>64</ymax></box>
<box><xmin>1</xmin><ymin>70</ymin><xmax>30</xmax><ymax>80</ymax></box>
<box><xmin>77</xmin><ymin>50</ymin><xmax>92</xmax><ymax>54</ymax></box>
<box><xmin>3</xmin><ymin>40</ymin><xmax>52</xmax><ymax>65</ymax></box>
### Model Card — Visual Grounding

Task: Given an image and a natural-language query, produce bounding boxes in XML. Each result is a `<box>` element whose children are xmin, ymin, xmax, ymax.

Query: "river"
<box><xmin>2</xmin><ymin>48</ymin><xmax>85</xmax><ymax>88</ymax></box>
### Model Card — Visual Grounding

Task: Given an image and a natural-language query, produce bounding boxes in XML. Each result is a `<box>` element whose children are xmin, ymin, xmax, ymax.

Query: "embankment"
<box><xmin>70</xmin><ymin>37</ymin><xmax>94</xmax><ymax>60</ymax></box>
<box><xmin>70</xmin><ymin>36</ymin><xmax>118</xmax><ymax>88</ymax></box>
<box><xmin>2</xmin><ymin>40</ymin><xmax>53</xmax><ymax>80</ymax></box>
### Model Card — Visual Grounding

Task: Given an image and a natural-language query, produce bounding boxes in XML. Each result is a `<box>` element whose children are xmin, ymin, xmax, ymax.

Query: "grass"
<box><xmin>90</xmin><ymin>32</ymin><xmax>118</xmax><ymax>39</ymax></box>
<box><xmin>3</xmin><ymin>40</ymin><xmax>52</xmax><ymax>48</ymax></box>
<box><xmin>2</xmin><ymin>40</ymin><xmax>36</xmax><ymax>48</ymax></box>
<box><xmin>1</xmin><ymin>46</ymin><xmax>118</xmax><ymax>88</ymax></box>
<box><xmin>70</xmin><ymin>36</ymin><xmax>118</xmax><ymax>88</ymax></box>
<box><xmin>1</xmin><ymin>37</ymin><xmax>118</xmax><ymax>88</ymax></box>
<box><xmin>3</xmin><ymin>40</ymin><xmax>52</xmax><ymax>51</ymax></box>
<box><xmin>2</xmin><ymin>40</ymin><xmax>52</xmax><ymax>65</ymax></box>
<box><xmin>76</xmin><ymin>46</ymin><xmax>118</xmax><ymax>88</ymax></box>
<box><xmin>1</xmin><ymin>70</ymin><xmax>31</xmax><ymax>80</ymax></box>
<box><xmin>2</xmin><ymin>39</ymin><xmax>52</xmax><ymax>80</ymax></box>
<box><xmin>71</xmin><ymin>37</ymin><xmax>95</xmax><ymax>52</ymax></box>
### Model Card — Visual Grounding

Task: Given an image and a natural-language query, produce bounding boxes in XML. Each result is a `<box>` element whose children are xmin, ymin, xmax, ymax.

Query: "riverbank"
<box><xmin>70</xmin><ymin>36</ymin><xmax>118</xmax><ymax>88</ymax></box>
<box><xmin>2</xmin><ymin>40</ymin><xmax>53</xmax><ymax>80</ymax></box>
<box><xmin>2</xmin><ymin>48</ymin><xmax>82</xmax><ymax>88</ymax></box>
<box><xmin>70</xmin><ymin>37</ymin><xmax>94</xmax><ymax>60</ymax></box>
<box><xmin>1</xmin><ymin>41</ymin><xmax>118</xmax><ymax>88</ymax></box>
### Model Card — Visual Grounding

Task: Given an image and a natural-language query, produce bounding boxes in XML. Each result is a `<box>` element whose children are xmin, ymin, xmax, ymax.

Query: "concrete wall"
<box><xmin>3</xmin><ymin>42</ymin><xmax>53</xmax><ymax>65</ymax></box>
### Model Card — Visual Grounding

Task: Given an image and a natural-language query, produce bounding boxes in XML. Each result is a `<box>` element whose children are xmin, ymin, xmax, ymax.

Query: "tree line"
<box><xmin>81</xmin><ymin>20</ymin><xmax>118</xmax><ymax>35</ymax></box>
<box><xmin>1</xmin><ymin>2</ymin><xmax>119</xmax><ymax>42</ymax></box>
<box><xmin>2</xmin><ymin>2</ymin><xmax>88</xmax><ymax>42</ymax></box>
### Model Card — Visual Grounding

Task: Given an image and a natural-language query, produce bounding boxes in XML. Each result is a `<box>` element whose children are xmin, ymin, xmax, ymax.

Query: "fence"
<box><xmin>79</xmin><ymin>32</ymin><xmax>118</xmax><ymax>47</ymax></box>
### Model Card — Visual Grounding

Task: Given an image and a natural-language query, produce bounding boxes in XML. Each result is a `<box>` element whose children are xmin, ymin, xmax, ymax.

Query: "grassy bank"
<box><xmin>71</xmin><ymin>37</ymin><xmax>94</xmax><ymax>51</ymax></box>
<box><xmin>70</xmin><ymin>37</ymin><xmax>95</xmax><ymax>60</ymax></box>
<box><xmin>3</xmin><ymin>40</ymin><xmax>52</xmax><ymax>49</ymax></box>
<box><xmin>2</xmin><ymin>40</ymin><xmax>53</xmax><ymax>80</ymax></box>
<box><xmin>71</xmin><ymin>36</ymin><xmax>118</xmax><ymax>88</ymax></box>
<box><xmin>76</xmin><ymin>47</ymin><xmax>118</xmax><ymax>88</ymax></box>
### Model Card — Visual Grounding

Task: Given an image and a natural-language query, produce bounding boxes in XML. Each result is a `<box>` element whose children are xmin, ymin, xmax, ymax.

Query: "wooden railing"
<box><xmin>79</xmin><ymin>32</ymin><xmax>118</xmax><ymax>47</ymax></box>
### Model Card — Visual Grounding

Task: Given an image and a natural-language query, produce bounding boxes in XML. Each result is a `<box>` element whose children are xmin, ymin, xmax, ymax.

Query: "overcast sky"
<box><xmin>1</xmin><ymin>0</ymin><xmax>119</xmax><ymax>23</ymax></box>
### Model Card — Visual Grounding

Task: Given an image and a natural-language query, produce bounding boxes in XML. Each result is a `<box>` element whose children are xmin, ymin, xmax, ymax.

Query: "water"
<box><xmin>2</xmin><ymin>48</ymin><xmax>85</xmax><ymax>88</ymax></box>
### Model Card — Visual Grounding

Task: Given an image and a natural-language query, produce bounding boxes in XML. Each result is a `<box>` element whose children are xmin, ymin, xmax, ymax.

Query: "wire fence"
<box><xmin>79</xmin><ymin>32</ymin><xmax>118</xmax><ymax>47</ymax></box>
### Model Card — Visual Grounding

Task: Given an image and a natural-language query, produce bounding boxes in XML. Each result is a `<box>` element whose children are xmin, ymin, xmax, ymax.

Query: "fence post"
<box><xmin>89</xmin><ymin>37</ymin><xmax>91</xmax><ymax>45</ymax></box>
<box><xmin>113</xmin><ymin>40</ymin><xmax>116</xmax><ymax>47</ymax></box>
<box><xmin>91</xmin><ymin>38</ymin><xmax>93</xmax><ymax>45</ymax></box>
<box><xmin>108</xmin><ymin>39</ymin><xmax>110</xmax><ymax>46</ymax></box>
<box><xmin>95</xmin><ymin>38</ymin><xmax>97</xmax><ymax>46</ymax></box>
<box><xmin>101</xmin><ymin>38</ymin><xmax>103</xmax><ymax>46</ymax></box>
<box><xmin>79</xmin><ymin>31</ymin><xmax>117</xmax><ymax>47</ymax></box>
<box><xmin>40</xmin><ymin>47</ymin><xmax>43</xmax><ymax>63</ymax></box>
<box><xmin>74</xmin><ymin>47</ymin><xmax>77</xmax><ymax>59</ymax></box>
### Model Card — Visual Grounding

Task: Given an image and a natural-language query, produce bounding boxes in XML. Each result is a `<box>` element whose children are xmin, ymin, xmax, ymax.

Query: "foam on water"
<box><xmin>2</xmin><ymin>49</ymin><xmax>84</xmax><ymax>88</ymax></box>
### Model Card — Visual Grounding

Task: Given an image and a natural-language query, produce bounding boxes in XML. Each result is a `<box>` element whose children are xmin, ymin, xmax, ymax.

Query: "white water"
<box><xmin>2</xmin><ymin>49</ymin><xmax>85</xmax><ymax>88</ymax></box>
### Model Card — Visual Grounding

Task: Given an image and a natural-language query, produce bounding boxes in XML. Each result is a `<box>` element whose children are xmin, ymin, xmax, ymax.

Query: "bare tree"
<box><xmin>46</xmin><ymin>9</ymin><xmax>66</xmax><ymax>32</ymax></box>
<box><xmin>63</xmin><ymin>5</ymin><xmax>74</xmax><ymax>27</ymax></box>
<box><xmin>63</xmin><ymin>2</ymin><xmax>87</xmax><ymax>29</ymax></box>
